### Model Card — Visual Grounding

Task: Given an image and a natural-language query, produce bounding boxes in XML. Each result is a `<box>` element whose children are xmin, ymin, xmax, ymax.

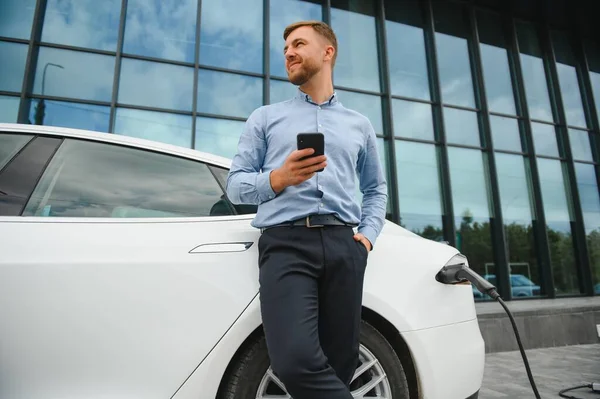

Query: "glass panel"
<box><xmin>490</xmin><ymin>115</ymin><xmax>522</xmax><ymax>152</ymax></box>
<box><xmin>477</xmin><ymin>10</ymin><xmax>516</xmax><ymax>115</ymax></box>
<box><xmin>569</xmin><ymin>128</ymin><xmax>593</xmax><ymax>162</ymax></box>
<box><xmin>336</xmin><ymin>90</ymin><xmax>383</xmax><ymax>134</ymax></box>
<box><xmin>0</xmin><ymin>0</ymin><xmax>36</xmax><ymax>39</ymax></box>
<box><xmin>23</xmin><ymin>139</ymin><xmax>228</xmax><ymax>218</ymax></box>
<box><xmin>269</xmin><ymin>0</ymin><xmax>322</xmax><ymax>78</ymax></box>
<box><xmin>270</xmin><ymin>79</ymin><xmax>297</xmax><ymax>104</ymax></box>
<box><xmin>0</xmin><ymin>133</ymin><xmax>32</xmax><ymax>172</ymax></box>
<box><xmin>444</xmin><ymin>107</ymin><xmax>480</xmax><ymax>146</ymax></box>
<box><xmin>42</xmin><ymin>0</ymin><xmax>120</xmax><ymax>51</ymax></box>
<box><xmin>574</xmin><ymin>163</ymin><xmax>600</xmax><ymax>293</ymax></box>
<box><xmin>531</xmin><ymin>122</ymin><xmax>559</xmax><ymax>157</ymax></box>
<box><xmin>199</xmin><ymin>0</ymin><xmax>263</xmax><ymax>73</ymax></box>
<box><xmin>587</xmin><ymin>39</ymin><xmax>600</xmax><ymax>122</ymax></box>
<box><xmin>537</xmin><ymin>158</ymin><xmax>579</xmax><ymax>295</ymax></box>
<box><xmin>0</xmin><ymin>96</ymin><xmax>20</xmax><ymax>123</ymax></box>
<box><xmin>496</xmin><ymin>153</ymin><xmax>543</xmax><ymax>298</ymax></box>
<box><xmin>114</xmin><ymin>108</ymin><xmax>192</xmax><ymax>148</ymax></box>
<box><xmin>392</xmin><ymin>99</ymin><xmax>434</xmax><ymax>141</ymax></box>
<box><xmin>384</xmin><ymin>0</ymin><xmax>429</xmax><ymax>100</ymax></box>
<box><xmin>34</xmin><ymin>47</ymin><xmax>114</xmax><ymax>102</ymax></box>
<box><xmin>331</xmin><ymin>0</ymin><xmax>380</xmax><ymax>92</ymax></box>
<box><xmin>119</xmin><ymin>59</ymin><xmax>194</xmax><ymax>111</ymax></box>
<box><xmin>395</xmin><ymin>141</ymin><xmax>444</xmax><ymax>240</ymax></box>
<box><xmin>517</xmin><ymin>22</ymin><xmax>554</xmax><ymax>122</ymax></box>
<box><xmin>552</xmin><ymin>31</ymin><xmax>587</xmax><ymax>128</ymax></box>
<box><xmin>29</xmin><ymin>99</ymin><xmax>110</xmax><ymax>132</ymax></box>
<box><xmin>448</xmin><ymin>148</ymin><xmax>493</xmax><ymax>283</ymax></box>
<box><xmin>123</xmin><ymin>0</ymin><xmax>196</xmax><ymax>62</ymax></box>
<box><xmin>195</xmin><ymin>117</ymin><xmax>245</xmax><ymax>160</ymax></box>
<box><xmin>197</xmin><ymin>69</ymin><xmax>262</xmax><ymax>119</ymax></box>
<box><xmin>433</xmin><ymin>2</ymin><xmax>475</xmax><ymax>108</ymax></box>
<box><xmin>0</xmin><ymin>41</ymin><xmax>28</xmax><ymax>92</ymax></box>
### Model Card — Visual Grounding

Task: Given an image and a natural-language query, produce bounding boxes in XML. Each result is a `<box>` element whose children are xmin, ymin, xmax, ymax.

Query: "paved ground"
<box><xmin>480</xmin><ymin>344</ymin><xmax>600</xmax><ymax>398</ymax></box>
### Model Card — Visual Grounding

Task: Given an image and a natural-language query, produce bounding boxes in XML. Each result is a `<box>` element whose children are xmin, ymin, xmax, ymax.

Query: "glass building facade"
<box><xmin>1</xmin><ymin>0</ymin><xmax>599</xmax><ymax>300</ymax></box>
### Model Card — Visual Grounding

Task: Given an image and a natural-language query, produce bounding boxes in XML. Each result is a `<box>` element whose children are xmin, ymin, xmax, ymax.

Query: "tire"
<box><xmin>218</xmin><ymin>319</ymin><xmax>410</xmax><ymax>399</ymax></box>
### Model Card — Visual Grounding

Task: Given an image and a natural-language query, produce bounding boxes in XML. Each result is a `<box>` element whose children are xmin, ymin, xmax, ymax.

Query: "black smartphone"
<box><xmin>297</xmin><ymin>132</ymin><xmax>325</xmax><ymax>172</ymax></box>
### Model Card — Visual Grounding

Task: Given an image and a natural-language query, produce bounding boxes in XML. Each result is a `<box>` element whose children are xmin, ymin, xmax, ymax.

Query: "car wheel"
<box><xmin>219</xmin><ymin>320</ymin><xmax>410</xmax><ymax>398</ymax></box>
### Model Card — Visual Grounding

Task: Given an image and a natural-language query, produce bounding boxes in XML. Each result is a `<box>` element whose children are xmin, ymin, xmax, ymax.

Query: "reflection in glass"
<box><xmin>270</xmin><ymin>79</ymin><xmax>297</xmax><ymax>104</ymax></box>
<box><xmin>123</xmin><ymin>0</ymin><xmax>196</xmax><ymax>62</ymax></box>
<box><xmin>477</xmin><ymin>10</ymin><xmax>516</xmax><ymax>115</ymax></box>
<box><xmin>496</xmin><ymin>153</ymin><xmax>542</xmax><ymax>298</ymax></box>
<box><xmin>0</xmin><ymin>96</ymin><xmax>20</xmax><ymax>123</ymax></box>
<box><xmin>29</xmin><ymin>99</ymin><xmax>110</xmax><ymax>132</ymax></box>
<box><xmin>444</xmin><ymin>107</ymin><xmax>480</xmax><ymax>146</ymax></box>
<box><xmin>395</xmin><ymin>141</ymin><xmax>443</xmax><ymax>239</ymax></box>
<box><xmin>537</xmin><ymin>158</ymin><xmax>579</xmax><ymax>295</ymax></box>
<box><xmin>574</xmin><ymin>163</ymin><xmax>600</xmax><ymax>290</ymax></box>
<box><xmin>114</xmin><ymin>108</ymin><xmax>192</xmax><ymax>148</ymax></box>
<box><xmin>119</xmin><ymin>59</ymin><xmax>193</xmax><ymax>111</ymax></box>
<box><xmin>34</xmin><ymin>47</ymin><xmax>114</xmax><ymax>102</ymax></box>
<box><xmin>587</xmin><ymin>39</ymin><xmax>600</xmax><ymax>121</ymax></box>
<box><xmin>199</xmin><ymin>0</ymin><xmax>263</xmax><ymax>73</ymax></box>
<box><xmin>436</xmin><ymin>33</ymin><xmax>475</xmax><ymax>108</ymax></box>
<box><xmin>531</xmin><ymin>122</ymin><xmax>559</xmax><ymax>157</ymax></box>
<box><xmin>337</xmin><ymin>90</ymin><xmax>383</xmax><ymax>134</ymax></box>
<box><xmin>23</xmin><ymin>139</ymin><xmax>226</xmax><ymax>218</ymax></box>
<box><xmin>270</xmin><ymin>0</ymin><xmax>322</xmax><ymax>78</ymax></box>
<box><xmin>195</xmin><ymin>117</ymin><xmax>245</xmax><ymax>160</ymax></box>
<box><xmin>392</xmin><ymin>100</ymin><xmax>434</xmax><ymax>140</ymax></box>
<box><xmin>0</xmin><ymin>133</ymin><xmax>32</xmax><ymax>172</ymax></box>
<box><xmin>331</xmin><ymin>4</ymin><xmax>380</xmax><ymax>92</ymax></box>
<box><xmin>385</xmin><ymin>0</ymin><xmax>429</xmax><ymax>100</ymax></box>
<box><xmin>448</xmin><ymin>147</ymin><xmax>493</xmax><ymax>282</ymax></box>
<box><xmin>490</xmin><ymin>115</ymin><xmax>522</xmax><ymax>152</ymax></box>
<box><xmin>433</xmin><ymin>2</ymin><xmax>475</xmax><ymax>107</ymax></box>
<box><xmin>569</xmin><ymin>129</ymin><xmax>593</xmax><ymax>162</ymax></box>
<box><xmin>555</xmin><ymin>63</ymin><xmax>587</xmax><ymax>128</ymax></box>
<box><xmin>552</xmin><ymin>31</ymin><xmax>587</xmax><ymax>128</ymax></box>
<box><xmin>0</xmin><ymin>41</ymin><xmax>28</xmax><ymax>92</ymax></box>
<box><xmin>0</xmin><ymin>0</ymin><xmax>36</xmax><ymax>39</ymax></box>
<box><xmin>517</xmin><ymin>23</ymin><xmax>553</xmax><ymax>122</ymax></box>
<box><xmin>197</xmin><ymin>70</ymin><xmax>262</xmax><ymax>119</ymax></box>
<box><xmin>42</xmin><ymin>0</ymin><xmax>120</xmax><ymax>51</ymax></box>
<box><xmin>480</xmin><ymin>44</ymin><xmax>516</xmax><ymax>115</ymax></box>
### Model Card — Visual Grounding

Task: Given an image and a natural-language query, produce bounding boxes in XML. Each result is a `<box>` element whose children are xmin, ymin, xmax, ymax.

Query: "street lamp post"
<box><xmin>34</xmin><ymin>62</ymin><xmax>64</xmax><ymax>125</ymax></box>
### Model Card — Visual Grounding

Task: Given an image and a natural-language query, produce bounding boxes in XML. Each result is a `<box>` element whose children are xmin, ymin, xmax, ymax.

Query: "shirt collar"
<box><xmin>294</xmin><ymin>88</ymin><xmax>338</xmax><ymax>106</ymax></box>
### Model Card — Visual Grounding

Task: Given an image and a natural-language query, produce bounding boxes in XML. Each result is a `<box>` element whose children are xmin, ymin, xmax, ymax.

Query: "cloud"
<box><xmin>392</xmin><ymin>100</ymin><xmax>434</xmax><ymax>140</ymax></box>
<box><xmin>435</xmin><ymin>33</ymin><xmax>475</xmax><ymax>107</ymax></box>
<box><xmin>113</xmin><ymin>108</ymin><xmax>192</xmax><ymax>148</ymax></box>
<box><xmin>42</xmin><ymin>0</ymin><xmax>120</xmax><ymax>51</ymax></box>
<box><xmin>123</xmin><ymin>0</ymin><xmax>197</xmax><ymax>62</ymax></box>
<box><xmin>194</xmin><ymin>117</ymin><xmax>245</xmax><ymax>159</ymax></box>
<box><xmin>197</xmin><ymin>70</ymin><xmax>262</xmax><ymax>118</ymax></box>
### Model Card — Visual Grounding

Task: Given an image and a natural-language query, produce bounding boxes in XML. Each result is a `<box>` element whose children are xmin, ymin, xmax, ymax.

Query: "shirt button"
<box><xmin>318</xmin><ymin>124</ymin><xmax>322</xmax><ymax>127</ymax></box>
<box><xmin>318</xmin><ymin>185</ymin><xmax>323</xmax><ymax>190</ymax></box>
<box><xmin>320</xmin><ymin>203</ymin><xmax>324</xmax><ymax>207</ymax></box>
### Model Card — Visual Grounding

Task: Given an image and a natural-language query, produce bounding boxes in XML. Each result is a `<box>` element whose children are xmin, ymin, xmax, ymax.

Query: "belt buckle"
<box><xmin>306</xmin><ymin>215</ymin><xmax>324</xmax><ymax>228</ymax></box>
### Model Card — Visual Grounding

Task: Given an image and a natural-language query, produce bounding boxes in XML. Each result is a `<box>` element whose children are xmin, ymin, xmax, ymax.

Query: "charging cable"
<box><xmin>436</xmin><ymin>263</ymin><xmax>542</xmax><ymax>398</ymax></box>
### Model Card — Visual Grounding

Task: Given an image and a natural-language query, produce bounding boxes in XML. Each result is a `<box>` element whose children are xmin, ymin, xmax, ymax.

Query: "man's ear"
<box><xmin>323</xmin><ymin>45</ymin><xmax>335</xmax><ymax>63</ymax></box>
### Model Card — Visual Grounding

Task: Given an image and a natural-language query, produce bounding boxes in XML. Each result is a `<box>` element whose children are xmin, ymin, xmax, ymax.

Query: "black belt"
<box><xmin>262</xmin><ymin>214</ymin><xmax>356</xmax><ymax>232</ymax></box>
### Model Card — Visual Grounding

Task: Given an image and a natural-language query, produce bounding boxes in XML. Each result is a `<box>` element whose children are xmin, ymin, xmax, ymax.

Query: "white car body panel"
<box><xmin>0</xmin><ymin>123</ymin><xmax>484</xmax><ymax>398</ymax></box>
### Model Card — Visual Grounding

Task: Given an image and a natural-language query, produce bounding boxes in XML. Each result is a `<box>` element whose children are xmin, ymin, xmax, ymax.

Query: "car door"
<box><xmin>0</xmin><ymin>133</ymin><xmax>261</xmax><ymax>399</ymax></box>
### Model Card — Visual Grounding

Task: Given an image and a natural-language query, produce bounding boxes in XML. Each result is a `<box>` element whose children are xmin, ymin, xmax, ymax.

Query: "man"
<box><xmin>226</xmin><ymin>20</ymin><xmax>387</xmax><ymax>399</ymax></box>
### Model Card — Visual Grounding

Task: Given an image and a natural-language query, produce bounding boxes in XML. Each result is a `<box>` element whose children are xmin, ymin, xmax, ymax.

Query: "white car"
<box><xmin>0</xmin><ymin>123</ymin><xmax>484</xmax><ymax>399</ymax></box>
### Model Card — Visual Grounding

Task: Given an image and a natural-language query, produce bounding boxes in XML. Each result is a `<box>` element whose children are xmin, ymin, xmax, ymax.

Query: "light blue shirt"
<box><xmin>226</xmin><ymin>89</ymin><xmax>387</xmax><ymax>246</ymax></box>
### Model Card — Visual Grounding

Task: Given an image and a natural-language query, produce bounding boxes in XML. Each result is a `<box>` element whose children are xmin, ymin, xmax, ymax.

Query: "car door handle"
<box><xmin>188</xmin><ymin>242</ymin><xmax>254</xmax><ymax>254</ymax></box>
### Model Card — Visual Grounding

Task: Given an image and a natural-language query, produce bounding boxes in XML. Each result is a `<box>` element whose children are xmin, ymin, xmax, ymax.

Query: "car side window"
<box><xmin>209</xmin><ymin>166</ymin><xmax>258</xmax><ymax>215</ymax></box>
<box><xmin>0</xmin><ymin>133</ymin><xmax>34</xmax><ymax>172</ymax></box>
<box><xmin>22</xmin><ymin>138</ymin><xmax>234</xmax><ymax>218</ymax></box>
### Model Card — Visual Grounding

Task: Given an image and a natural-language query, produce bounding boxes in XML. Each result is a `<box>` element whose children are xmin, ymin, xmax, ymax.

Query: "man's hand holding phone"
<box><xmin>270</xmin><ymin>148</ymin><xmax>327</xmax><ymax>194</ymax></box>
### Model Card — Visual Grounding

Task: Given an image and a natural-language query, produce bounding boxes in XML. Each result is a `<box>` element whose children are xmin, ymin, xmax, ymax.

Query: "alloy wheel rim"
<box><xmin>255</xmin><ymin>343</ymin><xmax>392</xmax><ymax>398</ymax></box>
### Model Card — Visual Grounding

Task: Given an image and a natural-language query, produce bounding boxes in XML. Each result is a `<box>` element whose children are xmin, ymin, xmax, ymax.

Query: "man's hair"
<box><xmin>283</xmin><ymin>20</ymin><xmax>338</xmax><ymax>67</ymax></box>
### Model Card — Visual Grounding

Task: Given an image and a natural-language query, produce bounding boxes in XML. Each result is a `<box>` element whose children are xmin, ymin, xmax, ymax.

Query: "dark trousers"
<box><xmin>257</xmin><ymin>225</ymin><xmax>369</xmax><ymax>399</ymax></box>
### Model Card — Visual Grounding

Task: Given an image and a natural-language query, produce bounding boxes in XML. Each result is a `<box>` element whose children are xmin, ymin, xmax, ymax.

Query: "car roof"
<box><xmin>0</xmin><ymin>123</ymin><xmax>233</xmax><ymax>169</ymax></box>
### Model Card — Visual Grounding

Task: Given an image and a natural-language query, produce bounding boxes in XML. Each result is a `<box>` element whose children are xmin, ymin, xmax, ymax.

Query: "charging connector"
<box><xmin>436</xmin><ymin>262</ymin><xmax>541</xmax><ymax>399</ymax></box>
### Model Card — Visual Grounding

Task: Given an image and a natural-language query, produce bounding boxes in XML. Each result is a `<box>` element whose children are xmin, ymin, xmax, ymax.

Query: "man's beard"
<box><xmin>288</xmin><ymin>58</ymin><xmax>320</xmax><ymax>86</ymax></box>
